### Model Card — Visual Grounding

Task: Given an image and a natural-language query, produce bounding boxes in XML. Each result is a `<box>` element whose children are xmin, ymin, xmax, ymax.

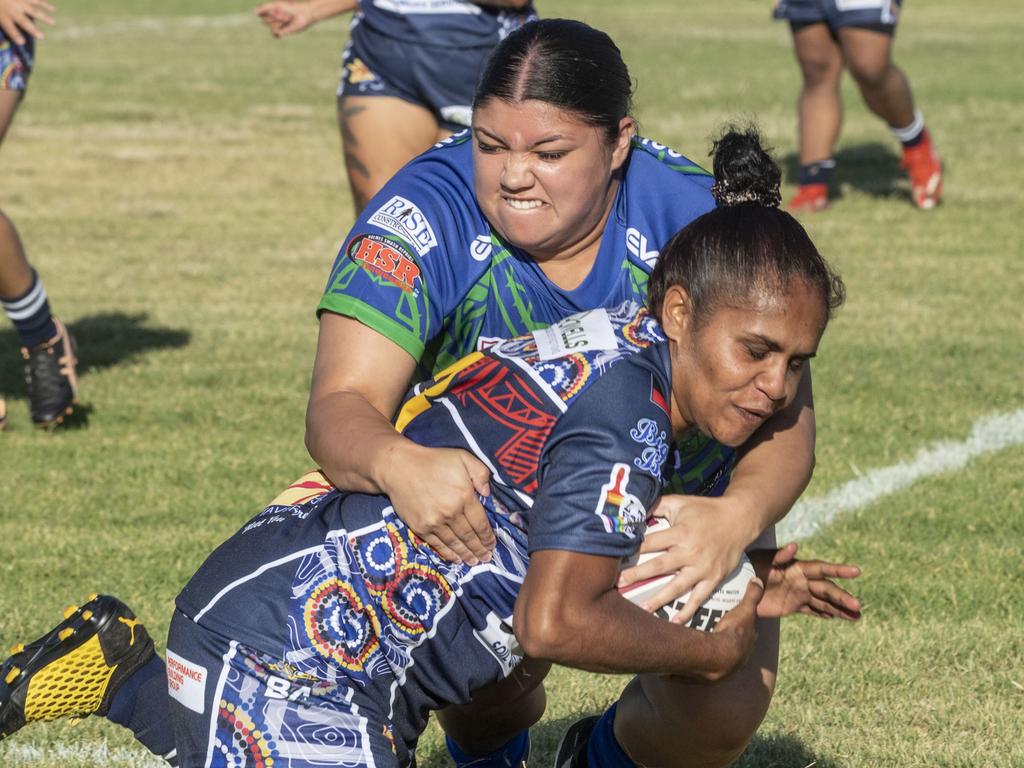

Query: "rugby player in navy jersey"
<box><xmin>0</xmin><ymin>128</ymin><xmax>860</xmax><ymax>768</ymax></box>
<box><xmin>773</xmin><ymin>0</ymin><xmax>942</xmax><ymax>211</ymax></box>
<box><xmin>0</xmin><ymin>0</ymin><xmax>80</xmax><ymax>429</ymax></box>
<box><xmin>254</xmin><ymin>0</ymin><xmax>535</xmax><ymax>213</ymax></box>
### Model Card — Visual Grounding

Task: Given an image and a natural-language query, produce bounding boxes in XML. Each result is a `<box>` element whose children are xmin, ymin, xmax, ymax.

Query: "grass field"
<box><xmin>1</xmin><ymin>1</ymin><xmax>1021</xmax><ymax>766</ymax></box>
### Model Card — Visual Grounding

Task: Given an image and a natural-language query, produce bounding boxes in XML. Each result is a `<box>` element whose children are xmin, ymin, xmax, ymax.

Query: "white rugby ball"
<box><xmin>618</xmin><ymin>518</ymin><xmax>756</xmax><ymax>632</ymax></box>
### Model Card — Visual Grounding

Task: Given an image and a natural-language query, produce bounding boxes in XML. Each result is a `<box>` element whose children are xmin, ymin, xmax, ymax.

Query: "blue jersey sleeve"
<box><xmin>317</xmin><ymin>136</ymin><xmax>485</xmax><ymax>361</ymax></box>
<box><xmin>527</xmin><ymin>357</ymin><xmax>674</xmax><ymax>559</ymax></box>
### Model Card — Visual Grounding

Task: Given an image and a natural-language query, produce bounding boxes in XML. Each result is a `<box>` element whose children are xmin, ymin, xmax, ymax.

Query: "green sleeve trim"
<box><xmin>316</xmin><ymin>294</ymin><xmax>426</xmax><ymax>362</ymax></box>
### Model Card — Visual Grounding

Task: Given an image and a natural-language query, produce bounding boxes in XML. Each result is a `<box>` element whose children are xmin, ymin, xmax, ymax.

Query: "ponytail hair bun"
<box><xmin>709</xmin><ymin>126</ymin><xmax>782</xmax><ymax>208</ymax></box>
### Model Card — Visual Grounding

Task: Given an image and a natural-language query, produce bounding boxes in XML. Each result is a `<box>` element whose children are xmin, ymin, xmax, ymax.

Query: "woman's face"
<box><xmin>664</xmin><ymin>279</ymin><xmax>827</xmax><ymax>447</ymax></box>
<box><xmin>472</xmin><ymin>98</ymin><xmax>632</xmax><ymax>261</ymax></box>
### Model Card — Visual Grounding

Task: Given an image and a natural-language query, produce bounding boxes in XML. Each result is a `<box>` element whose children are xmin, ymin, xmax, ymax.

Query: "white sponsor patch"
<box><xmin>473</xmin><ymin>611</ymin><xmax>522</xmax><ymax>676</ymax></box>
<box><xmin>533</xmin><ymin>309</ymin><xmax>618</xmax><ymax>360</ymax></box>
<box><xmin>368</xmin><ymin>195</ymin><xmax>438</xmax><ymax>256</ymax></box>
<box><xmin>166</xmin><ymin>649</ymin><xmax>207</xmax><ymax>714</ymax></box>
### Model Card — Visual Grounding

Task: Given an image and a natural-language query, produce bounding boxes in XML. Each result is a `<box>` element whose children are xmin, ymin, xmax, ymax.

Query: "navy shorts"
<box><xmin>337</xmin><ymin>20</ymin><xmax>494</xmax><ymax>130</ymax></box>
<box><xmin>167</xmin><ymin>611</ymin><xmax>406</xmax><ymax>768</ymax></box>
<box><xmin>0</xmin><ymin>30</ymin><xmax>34</xmax><ymax>91</ymax></box>
<box><xmin>774</xmin><ymin>0</ymin><xmax>902</xmax><ymax>32</ymax></box>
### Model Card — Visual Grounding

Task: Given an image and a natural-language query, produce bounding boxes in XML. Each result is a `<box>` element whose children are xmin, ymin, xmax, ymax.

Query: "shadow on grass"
<box><xmin>782</xmin><ymin>141</ymin><xmax>910</xmax><ymax>205</ymax></box>
<box><xmin>416</xmin><ymin>713</ymin><xmax>843</xmax><ymax>768</ymax></box>
<box><xmin>0</xmin><ymin>312</ymin><xmax>191</xmax><ymax>412</ymax></box>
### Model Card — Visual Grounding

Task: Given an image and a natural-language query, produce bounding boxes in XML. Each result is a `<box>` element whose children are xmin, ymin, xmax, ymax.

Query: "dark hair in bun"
<box><xmin>710</xmin><ymin>127</ymin><xmax>783</xmax><ymax>208</ymax></box>
<box><xmin>647</xmin><ymin>125</ymin><xmax>844</xmax><ymax>325</ymax></box>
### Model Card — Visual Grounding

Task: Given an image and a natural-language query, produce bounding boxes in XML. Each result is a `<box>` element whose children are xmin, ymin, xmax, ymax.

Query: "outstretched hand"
<box><xmin>752</xmin><ymin>542</ymin><xmax>862</xmax><ymax>620</ymax></box>
<box><xmin>0</xmin><ymin>0</ymin><xmax>55</xmax><ymax>46</ymax></box>
<box><xmin>254</xmin><ymin>1</ymin><xmax>315</xmax><ymax>38</ymax></box>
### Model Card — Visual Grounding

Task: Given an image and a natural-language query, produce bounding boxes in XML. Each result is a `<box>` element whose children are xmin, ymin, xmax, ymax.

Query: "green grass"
<box><xmin>1</xmin><ymin>1</ymin><xmax>1022</xmax><ymax>765</ymax></box>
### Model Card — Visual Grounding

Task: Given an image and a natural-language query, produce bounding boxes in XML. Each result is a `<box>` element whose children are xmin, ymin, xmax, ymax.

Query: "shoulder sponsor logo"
<box><xmin>368</xmin><ymin>195</ymin><xmax>438</xmax><ymax>256</ymax></box>
<box><xmin>347</xmin><ymin>233</ymin><xmax>422</xmax><ymax>294</ymax></box>
<box><xmin>265</xmin><ymin>675</ymin><xmax>312</xmax><ymax>702</ymax></box>
<box><xmin>470</xmin><ymin>234</ymin><xmax>492</xmax><ymax>262</ymax></box>
<box><xmin>626</xmin><ymin>227</ymin><xmax>659</xmax><ymax>270</ymax></box>
<box><xmin>595</xmin><ymin>463</ymin><xmax>647</xmax><ymax>537</ymax></box>
<box><xmin>533</xmin><ymin>309</ymin><xmax>618</xmax><ymax>360</ymax></box>
<box><xmin>636</xmin><ymin>136</ymin><xmax>684</xmax><ymax>159</ymax></box>
<box><xmin>167</xmin><ymin>649</ymin><xmax>207</xmax><ymax>715</ymax></box>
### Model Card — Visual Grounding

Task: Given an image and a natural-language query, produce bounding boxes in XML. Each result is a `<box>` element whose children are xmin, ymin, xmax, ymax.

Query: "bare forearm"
<box><xmin>516</xmin><ymin>589</ymin><xmax>730</xmax><ymax>680</ymax></box>
<box><xmin>726</xmin><ymin>370</ymin><xmax>816</xmax><ymax>541</ymax></box>
<box><xmin>306</xmin><ymin>0</ymin><xmax>358</xmax><ymax>22</ymax></box>
<box><xmin>305</xmin><ymin>389</ymin><xmax>412</xmax><ymax>494</ymax></box>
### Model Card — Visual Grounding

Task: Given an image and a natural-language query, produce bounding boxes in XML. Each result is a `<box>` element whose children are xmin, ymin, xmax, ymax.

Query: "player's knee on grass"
<box><xmin>436</xmin><ymin>658</ymin><xmax>551</xmax><ymax>755</ymax></box>
<box><xmin>614</xmin><ymin>620</ymin><xmax>780</xmax><ymax>767</ymax></box>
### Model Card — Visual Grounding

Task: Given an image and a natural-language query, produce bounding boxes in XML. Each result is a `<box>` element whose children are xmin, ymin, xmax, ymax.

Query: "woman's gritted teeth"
<box><xmin>503</xmin><ymin>197</ymin><xmax>544</xmax><ymax>210</ymax></box>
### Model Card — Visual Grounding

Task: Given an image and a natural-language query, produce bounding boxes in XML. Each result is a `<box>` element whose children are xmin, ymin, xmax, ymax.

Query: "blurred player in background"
<box><xmin>255</xmin><ymin>0</ymin><xmax>535</xmax><ymax>214</ymax></box>
<box><xmin>773</xmin><ymin>0</ymin><xmax>942</xmax><ymax>211</ymax></box>
<box><xmin>0</xmin><ymin>0</ymin><xmax>79</xmax><ymax>429</ymax></box>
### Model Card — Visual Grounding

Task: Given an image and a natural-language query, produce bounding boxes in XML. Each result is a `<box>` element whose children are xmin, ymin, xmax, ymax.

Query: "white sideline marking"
<box><xmin>779</xmin><ymin>408</ymin><xmax>1024</xmax><ymax>541</ymax></box>
<box><xmin>0</xmin><ymin>741</ymin><xmax>164</xmax><ymax>766</ymax></box>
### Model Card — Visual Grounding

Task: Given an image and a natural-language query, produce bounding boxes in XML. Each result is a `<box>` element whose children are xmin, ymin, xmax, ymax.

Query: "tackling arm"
<box><xmin>723</xmin><ymin>366</ymin><xmax>816</xmax><ymax>542</ymax></box>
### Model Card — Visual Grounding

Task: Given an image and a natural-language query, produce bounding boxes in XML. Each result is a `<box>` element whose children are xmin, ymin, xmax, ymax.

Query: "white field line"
<box><xmin>0</xmin><ymin>741</ymin><xmax>164</xmax><ymax>767</ymax></box>
<box><xmin>780</xmin><ymin>408</ymin><xmax>1024</xmax><ymax>541</ymax></box>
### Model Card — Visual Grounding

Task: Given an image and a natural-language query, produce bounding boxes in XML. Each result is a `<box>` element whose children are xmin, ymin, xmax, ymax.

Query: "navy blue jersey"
<box><xmin>355</xmin><ymin>0</ymin><xmax>536</xmax><ymax>48</ymax></box>
<box><xmin>175</xmin><ymin>302</ymin><xmax>675</xmax><ymax>757</ymax></box>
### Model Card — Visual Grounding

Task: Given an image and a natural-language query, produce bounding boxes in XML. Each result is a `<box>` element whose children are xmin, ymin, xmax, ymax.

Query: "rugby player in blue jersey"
<box><xmin>0</xmin><ymin>127</ymin><xmax>860</xmax><ymax>768</ymax></box>
<box><xmin>254</xmin><ymin>0</ymin><xmax>535</xmax><ymax>213</ymax></box>
<box><xmin>0</xmin><ymin>0</ymin><xmax>80</xmax><ymax>428</ymax></box>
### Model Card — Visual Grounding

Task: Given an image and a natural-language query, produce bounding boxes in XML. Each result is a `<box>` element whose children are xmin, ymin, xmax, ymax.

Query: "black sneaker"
<box><xmin>0</xmin><ymin>594</ymin><xmax>155</xmax><ymax>739</ymax></box>
<box><xmin>21</xmin><ymin>316</ymin><xmax>79</xmax><ymax>427</ymax></box>
<box><xmin>553</xmin><ymin>716</ymin><xmax>599</xmax><ymax>768</ymax></box>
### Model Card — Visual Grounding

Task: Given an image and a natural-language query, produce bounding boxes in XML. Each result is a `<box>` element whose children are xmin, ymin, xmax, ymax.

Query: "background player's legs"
<box><xmin>0</xmin><ymin>88</ymin><xmax>22</xmax><ymax>144</ymax></box>
<box><xmin>0</xmin><ymin>89</ymin><xmax>79</xmax><ymax>426</ymax></box>
<box><xmin>610</xmin><ymin>618</ymin><xmax>780</xmax><ymax>768</ymax></box>
<box><xmin>838</xmin><ymin>27</ymin><xmax>912</xmax><ymax>129</ymax></box>
<box><xmin>789</xmin><ymin>23</ymin><xmax>843</xmax><ymax>211</ymax></box>
<box><xmin>337</xmin><ymin>94</ymin><xmax>449</xmax><ymax>215</ymax></box>
<box><xmin>838</xmin><ymin>25</ymin><xmax>941</xmax><ymax>209</ymax></box>
<box><xmin>436</xmin><ymin>658</ymin><xmax>550</xmax><ymax>766</ymax></box>
<box><xmin>0</xmin><ymin>90</ymin><xmax>33</xmax><ymax>300</ymax></box>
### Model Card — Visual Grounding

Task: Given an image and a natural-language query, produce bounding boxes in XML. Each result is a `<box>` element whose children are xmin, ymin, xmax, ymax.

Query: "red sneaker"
<box><xmin>901</xmin><ymin>129</ymin><xmax>943</xmax><ymax>210</ymax></box>
<box><xmin>787</xmin><ymin>183</ymin><xmax>829</xmax><ymax>213</ymax></box>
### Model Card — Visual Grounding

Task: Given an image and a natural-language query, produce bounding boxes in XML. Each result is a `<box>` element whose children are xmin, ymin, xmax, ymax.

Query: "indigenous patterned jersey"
<box><xmin>176</xmin><ymin>303</ymin><xmax>675</xmax><ymax>761</ymax></box>
<box><xmin>319</xmin><ymin>131</ymin><xmax>732</xmax><ymax>495</ymax></box>
<box><xmin>355</xmin><ymin>0</ymin><xmax>536</xmax><ymax>48</ymax></box>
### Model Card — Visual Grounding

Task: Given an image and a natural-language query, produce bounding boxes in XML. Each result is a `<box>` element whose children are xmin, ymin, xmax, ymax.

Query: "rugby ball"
<box><xmin>618</xmin><ymin>518</ymin><xmax>756</xmax><ymax>632</ymax></box>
